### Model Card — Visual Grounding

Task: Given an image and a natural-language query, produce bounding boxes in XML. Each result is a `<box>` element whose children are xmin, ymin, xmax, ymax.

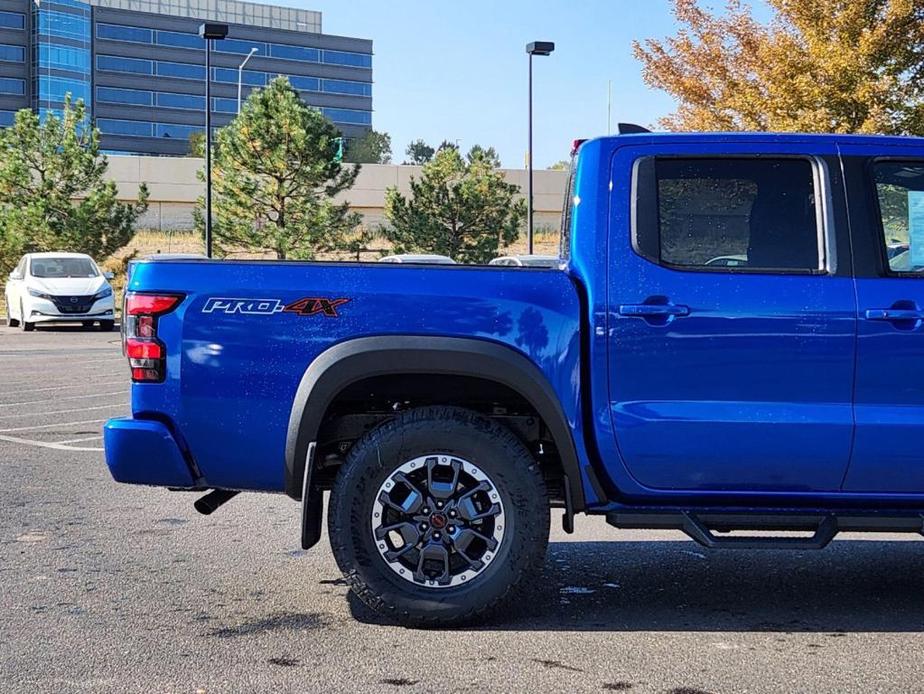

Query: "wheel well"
<box><xmin>312</xmin><ymin>373</ymin><xmax>569</xmax><ymax>507</ymax></box>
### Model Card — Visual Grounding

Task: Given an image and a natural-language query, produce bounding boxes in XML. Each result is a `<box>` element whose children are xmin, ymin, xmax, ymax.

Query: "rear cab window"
<box><xmin>632</xmin><ymin>157</ymin><xmax>826</xmax><ymax>273</ymax></box>
<box><xmin>871</xmin><ymin>161</ymin><xmax>924</xmax><ymax>275</ymax></box>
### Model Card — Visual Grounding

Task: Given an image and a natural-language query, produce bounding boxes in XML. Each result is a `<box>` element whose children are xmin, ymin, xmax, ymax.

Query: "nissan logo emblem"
<box><xmin>70</xmin><ymin>297</ymin><xmax>78</xmax><ymax>304</ymax></box>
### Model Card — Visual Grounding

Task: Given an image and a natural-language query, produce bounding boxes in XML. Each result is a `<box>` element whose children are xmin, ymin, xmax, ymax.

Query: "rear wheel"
<box><xmin>99</xmin><ymin>320</ymin><xmax>115</xmax><ymax>331</ymax></box>
<box><xmin>20</xmin><ymin>302</ymin><xmax>33</xmax><ymax>331</ymax></box>
<box><xmin>328</xmin><ymin>406</ymin><xmax>549</xmax><ymax>627</ymax></box>
<box><xmin>5</xmin><ymin>295</ymin><xmax>18</xmax><ymax>328</ymax></box>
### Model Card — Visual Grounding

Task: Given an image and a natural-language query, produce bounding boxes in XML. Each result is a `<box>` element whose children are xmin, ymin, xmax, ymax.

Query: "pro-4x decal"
<box><xmin>202</xmin><ymin>297</ymin><xmax>350</xmax><ymax>317</ymax></box>
<box><xmin>283</xmin><ymin>297</ymin><xmax>351</xmax><ymax>317</ymax></box>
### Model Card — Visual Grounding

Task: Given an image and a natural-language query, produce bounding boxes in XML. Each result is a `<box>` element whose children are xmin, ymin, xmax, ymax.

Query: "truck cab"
<box><xmin>105</xmin><ymin>131</ymin><xmax>924</xmax><ymax>626</ymax></box>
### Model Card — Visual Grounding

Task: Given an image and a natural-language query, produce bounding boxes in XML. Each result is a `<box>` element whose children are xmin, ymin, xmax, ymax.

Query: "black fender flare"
<box><xmin>284</xmin><ymin>335</ymin><xmax>586</xmax><ymax>513</ymax></box>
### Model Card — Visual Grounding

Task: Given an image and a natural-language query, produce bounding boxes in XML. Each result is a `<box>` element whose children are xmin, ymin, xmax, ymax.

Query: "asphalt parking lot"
<box><xmin>2</xmin><ymin>327</ymin><xmax>924</xmax><ymax>693</ymax></box>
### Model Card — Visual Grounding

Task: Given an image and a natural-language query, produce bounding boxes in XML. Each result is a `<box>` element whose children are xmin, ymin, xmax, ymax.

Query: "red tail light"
<box><xmin>126</xmin><ymin>294</ymin><xmax>183</xmax><ymax>316</ymax></box>
<box><xmin>123</xmin><ymin>293</ymin><xmax>183</xmax><ymax>383</ymax></box>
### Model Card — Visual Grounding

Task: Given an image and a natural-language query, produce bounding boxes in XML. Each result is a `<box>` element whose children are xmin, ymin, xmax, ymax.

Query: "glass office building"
<box><xmin>0</xmin><ymin>0</ymin><xmax>372</xmax><ymax>154</ymax></box>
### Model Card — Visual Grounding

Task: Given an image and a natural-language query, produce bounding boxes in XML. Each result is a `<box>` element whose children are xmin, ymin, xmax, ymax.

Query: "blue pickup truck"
<box><xmin>105</xmin><ymin>130</ymin><xmax>924</xmax><ymax>625</ymax></box>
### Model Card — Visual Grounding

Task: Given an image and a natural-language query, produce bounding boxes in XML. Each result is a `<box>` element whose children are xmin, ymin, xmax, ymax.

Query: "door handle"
<box><xmin>619</xmin><ymin>303</ymin><xmax>690</xmax><ymax>318</ymax></box>
<box><xmin>864</xmin><ymin>308</ymin><xmax>923</xmax><ymax>321</ymax></box>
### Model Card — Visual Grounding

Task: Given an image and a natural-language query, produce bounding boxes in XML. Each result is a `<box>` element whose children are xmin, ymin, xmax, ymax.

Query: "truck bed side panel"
<box><xmin>127</xmin><ymin>261</ymin><xmax>582</xmax><ymax>493</ymax></box>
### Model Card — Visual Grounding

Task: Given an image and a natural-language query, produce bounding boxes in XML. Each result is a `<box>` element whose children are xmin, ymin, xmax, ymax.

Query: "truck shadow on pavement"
<box><xmin>347</xmin><ymin>539</ymin><xmax>924</xmax><ymax>632</ymax></box>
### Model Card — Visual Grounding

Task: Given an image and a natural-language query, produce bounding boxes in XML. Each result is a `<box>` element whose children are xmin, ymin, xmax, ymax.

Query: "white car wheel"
<box><xmin>20</xmin><ymin>301</ymin><xmax>34</xmax><ymax>332</ymax></box>
<box><xmin>5</xmin><ymin>295</ymin><xmax>19</xmax><ymax>328</ymax></box>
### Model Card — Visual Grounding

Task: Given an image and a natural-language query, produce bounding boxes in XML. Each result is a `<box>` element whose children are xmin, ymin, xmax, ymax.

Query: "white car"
<box><xmin>4</xmin><ymin>252</ymin><xmax>116</xmax><ymax>331</ymax></box>
<box><xmin>489</xmin><ymin>255</ymin><xmax>561</xmax><ymax>268</ymax></box>
<box><xmin>378</xmin><ymin>254</ymin><xmax>456</xmax><ymax>264</ymax></box>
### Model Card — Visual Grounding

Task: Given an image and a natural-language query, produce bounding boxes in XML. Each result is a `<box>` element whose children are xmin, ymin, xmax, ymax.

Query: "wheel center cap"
<box><xmin>429</xmin><ymin>513</ymin><xmax>448</xmax><ymax>530</ymax></box>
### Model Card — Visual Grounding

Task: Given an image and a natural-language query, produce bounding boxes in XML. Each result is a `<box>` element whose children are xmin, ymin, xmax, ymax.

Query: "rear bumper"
<box><xmin>103</xmin><ymin>417</ymin><xmax>198</xmax><ymax>488</ymax></box>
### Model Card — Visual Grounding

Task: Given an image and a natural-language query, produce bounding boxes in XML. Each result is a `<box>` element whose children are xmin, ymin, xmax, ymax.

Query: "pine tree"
<box><xmin>0</xmin><ymin>97</ymin><xmax>149</xmax><ymax>274</ymax></box>
<box><xmin>383</xmin><ymin>146</ymin><xmax>524</xmax><ymax>263</ymax></box>
<box><xmin>196</xmin><ymin>76</ymin><xmax>362</xmax><ymax>259</ymax></box>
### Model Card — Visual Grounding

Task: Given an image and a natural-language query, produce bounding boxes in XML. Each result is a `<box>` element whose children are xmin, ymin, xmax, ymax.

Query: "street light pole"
<box><xmin>527</xmin><ymin>53</ymin><xmax>533</xmax><ymax>253</ymax></box>
<box><xmin>525</xmin><ymin>41</ymin><xmax>554</xmax><ymax>255</ymax></box>
<box><xmin>237</xmin><ymin>47</ymin><xmax>258</xmax><ymax>114</ymax></box>
<box><xmin>198</xmin><ymin>22</ymin><xmax>228</xmax><ymax>258</ymax></box>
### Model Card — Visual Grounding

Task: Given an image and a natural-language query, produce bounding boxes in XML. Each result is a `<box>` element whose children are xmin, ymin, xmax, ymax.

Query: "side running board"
<box><xmin>606</xmin><ymin>511</ymin><xmax>924</xmax><ymax>550</ymax></box>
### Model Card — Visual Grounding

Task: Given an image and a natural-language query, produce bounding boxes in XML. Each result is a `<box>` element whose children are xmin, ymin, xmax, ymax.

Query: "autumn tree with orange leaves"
<box><xmin>633</xmin><ymin>0</ymin><xmax>924</xmax><ymax>134</ymax></box>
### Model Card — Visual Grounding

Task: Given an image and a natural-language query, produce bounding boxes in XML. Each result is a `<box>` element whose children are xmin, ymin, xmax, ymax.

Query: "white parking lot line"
<box><xmin>0</xmin><ymin>403</ymin><xmax>127</xmax><ymax>420</ymax></box>
<box><xmin>0</xmin><ymin>390</ymin><xmax>127</xmax><ymax>408</ymax></box>
<box><xmin>0</xmin><ymin>380</ymin><xmax>125</xmax><ymax>395</ymax></box>
<box><xmin>2</xmin><ymin>370</ymin><xmax>127</xmax><ymax>389</ymax></box>
<box><xmin>56</xmin><ymin>434</ymin><xmax>103</xmax><ymax>444</ymax></box>
<box><xmin>0</xmin><ymin>417</ymin><xmax>108</xmax><ymax>433</ymax></box>
<box><xmin>0</xmin><ymin>433</ymin><xmax>102</xmax><ymax>452</ymax></box>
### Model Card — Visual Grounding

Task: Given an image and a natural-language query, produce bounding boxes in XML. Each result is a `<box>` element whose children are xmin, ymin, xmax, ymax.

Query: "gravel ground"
<box><xmin>2</xmin><ymin>327</ymin><xmax>923</xmax><ymax>693</ymax></box>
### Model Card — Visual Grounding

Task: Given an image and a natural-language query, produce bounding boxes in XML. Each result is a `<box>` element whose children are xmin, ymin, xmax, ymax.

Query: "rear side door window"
<box><xmin>634</xmin><ymin>157</ymin><xmax>824</xmax><ymax>272</ymax></box>
<box><xmin>872</xmin><ymin>162</ymin><xmax>924</xmax><ymax>273</ymax></box>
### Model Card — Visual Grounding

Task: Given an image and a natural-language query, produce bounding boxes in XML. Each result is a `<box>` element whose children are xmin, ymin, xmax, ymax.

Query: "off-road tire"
<box><xmin>328</xmin><ymin>406</ymin><xmax>549</xmax><ymax>627</ymax></box>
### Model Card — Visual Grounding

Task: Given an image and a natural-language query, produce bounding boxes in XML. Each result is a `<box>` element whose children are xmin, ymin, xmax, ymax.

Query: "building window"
<box><xmin>0</xmin><ymin>11</ymin><xmax>25</xmax><ymax>30</ymax></box>
<box><xmin>214</xmin><ymin>38</ymin><xmax>265</xmax><ymax>56</ymax></box>
<box><xmin>96</xmin><ymin>23</ymin><xmax>153</xmax><ymax>45</ymax></box>
<box><xmin>97</xmin><ymin>55</ymin><xmax>153</xmax><ymax>75</ymax></box>
<box><xmin>155</xmin><ymin>122</ymin><xmax>199</xmax><ymax>139</ymax></box>
<box><xmin>321</xmin><ymin>107</ymin><xmax>372</xmax><ymax>126</ymax></box>
<box><xmin>39</xmin><ymin>76</ymin><xmax>90</xmax><ymax>104</ymax></box>
<box><xmin>156</xmin><ymin>92</ymin><xmax>205</xmax><ymax>110</ymax></box>
<box><xmin>157</xmin><ymin>61</ymin><xmax>206</xmax><ymax>80</ymax></box>
<box><xmin>321</xmin><ymin>50</ymin><xmax>372</xmax><ymax>68</ymax></box>
<box><xmin>37</xmin><ymin>10</ymin><xmax>90</xmax><ymax>42</ymax></box>
<box><xmin>155</xmin><ymin>30</ymin><xmax>203</xmax><ymax>50</ymax></box>
<box><xmin>0</xmin><ymin>110</ymin><xmax>16</xmax><ymax>126</ymax></box>
<box><xmin>0</xmin><ymin>77</ymin><xmax>25</xmax><ymax>95</ymax></box>
<box><xmin>287</xmin><ymin>75</ymin><xmax>319</xmax><ymax>92</ymax></box>
<box><xmin>96</xmin><ymin>86</ymin><xmax>152</xmax><ymax>106</ymax></box>
<box><xmin>0</xmin><ymin>44</ymin><xmax>24</xmax><ymax>63</ymax></box>
<box><xmin>97</xmin><ymin>118</ymin><xmax>153</xmax><ymax>137</ymax></box>
<box><xmin>268</xmin><ymin>43</ymin><xmax>318</xmax><ymax>63</ymax></box>
<box><xmin>212</xmin><ymin>67</ymin><xmax>264</xmax><ymax>86</ymax></box>
<box><xmin>212</xmin><ymin>97</ymin><xmax>238</xmax><ymax>113</ymax></box>
<box><xmin>38</xmin><ymin>44</ymin><xmax>90</xmax><ymax>73</ymax></box>
<box><xmin>322</xmin><ymin>79</ymin><xmax>371</xmax><ymax>97</ymax></box>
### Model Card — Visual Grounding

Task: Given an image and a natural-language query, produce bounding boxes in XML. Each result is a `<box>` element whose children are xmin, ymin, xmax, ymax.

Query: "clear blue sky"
<box><xmin>256</xmin><ymin>1</ymin><xmax>768</xmax><ymax>168</ymax></box>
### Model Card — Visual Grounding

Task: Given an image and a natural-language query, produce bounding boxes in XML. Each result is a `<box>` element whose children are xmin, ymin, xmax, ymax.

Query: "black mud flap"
<box><xmin>301</xmin><ymin>443</ymin><xmax>324</xmax><ymax>549</ymax></box>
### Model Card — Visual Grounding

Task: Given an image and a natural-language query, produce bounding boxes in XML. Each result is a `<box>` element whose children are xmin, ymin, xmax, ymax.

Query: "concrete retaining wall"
<box><xmin>105</xmin><ymin>156</ymin><xmax>568</xmax><ymax>232</ymax></box>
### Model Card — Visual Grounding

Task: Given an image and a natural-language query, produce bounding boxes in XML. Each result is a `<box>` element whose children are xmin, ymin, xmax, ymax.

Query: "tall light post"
<box><xmin>526</xmin><ymin>41</ymin><xmax>554</xmax><ymax>255</ymax></box>
<box><xmin>198</xmin><ymin>22</ymin><xmax>228</xmax><ymax>258</ymax></box>
<box><xmin>237</xmin><ymin>47</ymin><xmax>259</xmax><ymax>113</ymax></box>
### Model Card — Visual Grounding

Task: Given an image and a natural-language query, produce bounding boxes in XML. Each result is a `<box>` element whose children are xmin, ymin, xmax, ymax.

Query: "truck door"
<box><xmin>606</xmin><ymin>143</ymin><xmax>856</xmax><ymax>493</ymax></box>
<box><xmin>839</xmin><ymin>145</ymin><xmax>924</xmax><ymax>493</ymax></box>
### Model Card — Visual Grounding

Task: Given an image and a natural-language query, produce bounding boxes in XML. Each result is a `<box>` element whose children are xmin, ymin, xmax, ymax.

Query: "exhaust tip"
<box><xmin>194</xmin><ymin>489</ymin><xmax>239</xmax><ymax>515</ymax></box>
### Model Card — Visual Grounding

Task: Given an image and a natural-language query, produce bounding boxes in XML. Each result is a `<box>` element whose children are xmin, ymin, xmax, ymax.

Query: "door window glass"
<box><xmin>636</xmin><ymin>158</ymin><xmax>821</xmax><ymax>271</ymax></box>
<box><xmin>872</xmin><ymin>162</ymin><xmax>924</xmax><ymax>274</ymax></box>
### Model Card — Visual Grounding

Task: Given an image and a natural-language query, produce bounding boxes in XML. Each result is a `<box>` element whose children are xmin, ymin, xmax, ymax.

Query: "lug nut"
<box><xmin>436</xmin><ymin>501</ymin><xmax>444</xmax><ymax>509</ymax></box>
<box><xmin>422</xmin><ymin>507</ymin><xmax>430</xmax><ymax>514</ymax></box>
<box><xmin>434</xmin><ymin>532</ymin><xmax>441</xmax><ymax>540</ymax></box>
<box><xmin>448</xmin><ymin>510</ymin><xmax>457</xmax><ymax>518</ymax></box>
<box><xmin>420</xmin><ymin>523</ymin><xmax>428</xmax><ymax>531</ymax></box>
<box><xmin>447</xmin><ymin>526</ymin><xmax>456</xmax><ymax>533</ymax></box>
